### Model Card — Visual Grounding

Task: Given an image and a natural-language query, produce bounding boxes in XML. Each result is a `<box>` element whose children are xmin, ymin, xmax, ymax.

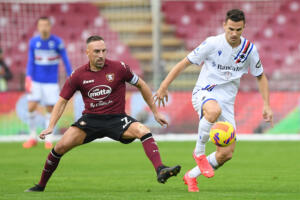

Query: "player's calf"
<box><xmin>215</xmin><ymin>141</ymin><xmax>235</xmax><ymax>165</ymax></box>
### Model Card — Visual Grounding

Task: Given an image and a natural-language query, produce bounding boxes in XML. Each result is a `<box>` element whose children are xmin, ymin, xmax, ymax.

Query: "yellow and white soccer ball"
<box><xmin>209</xmin><ymin>121</ymin><xmax>236</xmax><ymax>147</ymax></box>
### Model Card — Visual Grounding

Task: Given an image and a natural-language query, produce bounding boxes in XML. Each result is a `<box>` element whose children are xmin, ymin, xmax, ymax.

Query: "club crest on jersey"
<box><xmin>106</xmin><ymin>73</ymin><xmax>115</xmax><ymax>82</ymax></box>
<box><xmin>48</xmin><ymin>40</ymin><xmax>55</xmax><ymax>49</ymax></box>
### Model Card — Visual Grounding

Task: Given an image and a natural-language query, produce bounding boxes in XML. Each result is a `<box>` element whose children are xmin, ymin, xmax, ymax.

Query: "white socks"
<box><xmin>194</xmin><ymin>117</ymin><xmax>213</xmax><ymax>156</ymax></box>
<box><xmin>28</xmin><ymin>111</ymin><xmax>37</xmax><ymax>140</ymax></box>
<box><xmin>207</xmin><ymin>151</ymin><xmax>219</xmax><ymax>169</ymax></box>
<box><xmin>188</xmin><ymin>152</ymin><xmax>219</xmax><ymax>178</ymax></box>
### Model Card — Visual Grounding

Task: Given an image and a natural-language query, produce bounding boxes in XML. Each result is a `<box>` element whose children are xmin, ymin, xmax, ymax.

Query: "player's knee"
<box><xmin>203</xmin><ymin>101</ymin><xmax>221</xmax><ymax>122</ymax></box>
<box><xmin>135</xmin><ymin>123</ymin><xmax>151</xmax><ymax>139</ymax></box>
<box><xmin>28</xmin><ymin>105</ymin><xmax>37</xmax><ymax>112</ymax></box>
<box><xmin>28</xmin><ymin>101</ymin><xmax>38</xmax><ymax>112</ymax></box>
<box><xmin>54</xmin><ymin>142</ymin><xmax>70</xmax><ymax>155</ymax></box>
<box><xmin>206</xmin><ymin>107</ymin><xmax>221</xmax><ymax>122</ymax></box>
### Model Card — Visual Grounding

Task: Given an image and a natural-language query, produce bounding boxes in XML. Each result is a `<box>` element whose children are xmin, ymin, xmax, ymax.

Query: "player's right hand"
<box><xmin>39</xmin><ymin>128</ymin><xmax>53</xmax><ymax>140</ymax></box>
<box><xmin>263</xmin><ymin>105</ymin><xmax>274</xmax><ymax>127</ymax></box>
<box><xmin>153</xmin><ymin>87</ymin><xmax>169</xmax><ymax>107</ymax></box>
<box><xmin>25</xmin><ymin>76</ymin><xmax>32</xmax><ymax>93</ymax></box>
<box><xmin>154</xmin><ymin>112</ymin><xmax>169</xmax><ymax>127</ymax></box>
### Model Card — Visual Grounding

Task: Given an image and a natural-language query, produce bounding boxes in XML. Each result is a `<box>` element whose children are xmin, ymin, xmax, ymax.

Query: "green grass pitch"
<box><xmin>0</xmin><ymin>141</ymin><xmax>299</xmax><ymax>200</ymax></box>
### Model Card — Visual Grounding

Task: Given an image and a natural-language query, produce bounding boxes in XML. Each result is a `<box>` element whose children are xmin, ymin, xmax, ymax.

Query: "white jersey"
<box><xmin>187</xmin><ymin>33</ymin><xmax>263</xmax><ymax>103</ymax></box>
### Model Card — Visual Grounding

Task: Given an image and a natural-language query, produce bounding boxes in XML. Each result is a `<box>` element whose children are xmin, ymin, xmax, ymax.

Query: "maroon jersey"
<box><xmin>60</xmin><ymin>59</ymin><xmax>139</xmax><ymax>114</ymax></box>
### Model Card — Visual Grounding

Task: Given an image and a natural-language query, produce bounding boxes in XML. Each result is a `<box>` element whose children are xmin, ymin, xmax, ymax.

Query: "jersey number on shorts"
<box><xmin>121</xmin><ymin>117</ymin><xmax>132</xmax><ymax>129</ymax></box>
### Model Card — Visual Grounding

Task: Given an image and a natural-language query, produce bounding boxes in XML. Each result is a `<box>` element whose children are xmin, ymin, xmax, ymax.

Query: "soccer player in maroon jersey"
<box><xmin>25</xmin><ymin>36</ymin><xmax>181</xmax><ymax>192</ymax></box>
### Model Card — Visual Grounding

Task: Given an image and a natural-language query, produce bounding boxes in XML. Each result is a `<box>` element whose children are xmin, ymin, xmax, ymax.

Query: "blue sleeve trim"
<box><xmin>186</xmin><ymin>56</ymin><xmax>196</xmax><ymax>65</ymax></box>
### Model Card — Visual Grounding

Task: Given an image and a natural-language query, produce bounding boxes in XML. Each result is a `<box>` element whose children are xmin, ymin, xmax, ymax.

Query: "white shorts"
<box><xmin>27</xmin><ymin>81</ymin><xmax>59</xmax><ymax>106</ymax></box>
<box><xmin>192</xmin><ymin>87</ymin><xmax>236</xmax><ymax>129</ymax></box>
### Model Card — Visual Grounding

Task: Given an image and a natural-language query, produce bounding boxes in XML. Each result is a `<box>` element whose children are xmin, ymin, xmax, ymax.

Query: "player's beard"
<box><xmin>230</xmin><ymin>36</ymin><xmax>240</xmax><ymax>46</ymax></box>
<box><xmin>95</xmin><ymin>58</ymin><xmax>104</xmax><ymax>69</ymax></box>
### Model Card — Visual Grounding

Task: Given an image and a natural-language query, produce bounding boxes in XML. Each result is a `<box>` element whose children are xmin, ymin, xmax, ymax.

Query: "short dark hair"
<box><xmin>226</xmin><ymin>9</ymin><xmax>245</xmax><ymax>23</ymax></box>
<box><xmin>37</xmin><ymin>16</ymin><xmax>51</xmax><ymax>23</ymax></box>
<box><xmin>86</xmin><ymin>35</ymin><xmax>104</xmax><ymax>44</ymax></box>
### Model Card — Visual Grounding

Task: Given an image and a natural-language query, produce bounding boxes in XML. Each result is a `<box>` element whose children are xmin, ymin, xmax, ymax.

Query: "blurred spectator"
<box><xmin>23</xmin><ymin>16</ymin><xmax>72</xmax><ymax>149</ymax></box>
<box><xmin>0</xmin><ymin>48</ymin><xmax>13</xmax><ymax>92</ymax></box>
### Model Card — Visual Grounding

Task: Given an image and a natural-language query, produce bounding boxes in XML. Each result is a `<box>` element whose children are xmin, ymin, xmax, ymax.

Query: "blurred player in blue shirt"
<box><xmin>23</xmin><ymin>16</ymin><xmax>72</xmax><ymax>149</ymax></box>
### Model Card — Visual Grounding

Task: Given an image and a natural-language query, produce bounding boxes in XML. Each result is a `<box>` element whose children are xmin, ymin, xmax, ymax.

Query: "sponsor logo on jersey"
<box><xmin>34</xmin><ymin>49</ymin><xmax>60</xmax><ymax>65</ymax></box>
<box><xmin>90</xmin><ymin>100</ymin><xmax>113</xmax><ymax>108</ymax></box>
<box><xmin>217</xmin><ymin>64</ymin><xmax>242</xmax><ymax>71</ymax></box>
<box><xmin>218</xmin><ymin>50</ymin><xmax>222</xmax><ymax>56</ymax></box>
<box><xmin>88</xmin><ymin>85</ymin><xmax>112</xmax><ymax>100</ymax></box>
<box><xmin>83</xmin><ymin>79</ymin><xmax>94</xmax><ymax>84</ymax></box>
<box><xmin>106</xmin><ymin>73</ymin><xmax>115</xmax><ymax>82</ymax></box>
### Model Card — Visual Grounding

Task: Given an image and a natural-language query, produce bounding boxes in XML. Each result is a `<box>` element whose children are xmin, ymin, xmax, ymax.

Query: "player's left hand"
<box><xmin>263</xmin><ymin>105</ymin><xmax>273</xmax><ymax>127</ymax></box>
<box><xmin>154</xmin><ymin>112</ymin><xmax>169</xmax><ymax>127</ymax></box>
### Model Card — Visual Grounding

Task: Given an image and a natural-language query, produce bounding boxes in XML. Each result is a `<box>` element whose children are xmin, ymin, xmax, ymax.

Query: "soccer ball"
<box><xmin>209</xmin><ymin>121</ymin><xmax>236</xmax><ymax>147</ymax></box>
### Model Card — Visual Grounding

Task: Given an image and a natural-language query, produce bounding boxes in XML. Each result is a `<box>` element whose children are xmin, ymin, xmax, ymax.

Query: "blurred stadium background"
<box><xmin>0</xmin><ymin>0</ymin><xmax>300</xmax><ymax>140</ymax></box>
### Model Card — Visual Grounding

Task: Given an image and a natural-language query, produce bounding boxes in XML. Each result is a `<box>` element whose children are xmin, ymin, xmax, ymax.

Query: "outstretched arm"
<box><xmin>153</xmin><ymin>57</ymin><xmax>191</xmax><ymax>107</ymax></box>
<box><xmin>256</xmin><ymin>73</ymin><xmax>273</xmax><ymax>127</ymax></box>
<box><xmin>135</xmin><ymin>78</ymin><xmax>168</xmax><ymax>126</ymax></box>
<box><xmin>40</xmin><ymin>97</ymin><xmax>69</xmax><ymax>139</ymax></box>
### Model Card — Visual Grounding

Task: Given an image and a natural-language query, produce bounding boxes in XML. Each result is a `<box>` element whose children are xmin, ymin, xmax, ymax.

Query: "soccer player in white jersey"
<box><xmin>153</xmin><ymin>9</ymin><xmax>273</xmax><ymax>192</ymax></box>
<box><xmin>23</xmin><ymin>17</ymin><xmax>72</xmax><ymax>149</ymax></box>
